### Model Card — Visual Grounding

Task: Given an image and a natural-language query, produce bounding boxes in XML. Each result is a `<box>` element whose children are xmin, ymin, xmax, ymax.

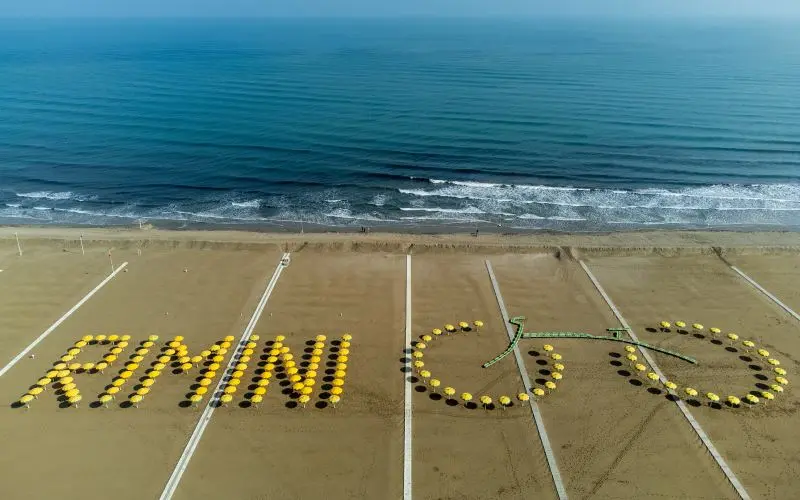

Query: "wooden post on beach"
<box><xmin>14</xmin><ymin>232</ymin><xmax>22</xmax><ymax>256</ymax></box>
<box><xmin>108</xmin><ymin>249</ymin><xmax>114</xmax><ymax>273</ymax></box>
<box><xmin>79</xmin><ymin>235</ymin><xmax>85</xmax><ymax>256</ymax></box>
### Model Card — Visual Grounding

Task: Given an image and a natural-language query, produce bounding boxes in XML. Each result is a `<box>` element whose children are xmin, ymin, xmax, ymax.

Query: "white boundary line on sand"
<box><xmin>158</xmin><ymin>252</ymin><xmax>290</xmax><ymax>500</ymax></box>
<box><xmin>0</xmin><ymin>261</ymin><xmax>129</xmax><ymax>378</ymax></box>
<box><xmin>485</xmin><ymin>260</ymin><xmax>568</xmax><ymax>500</ymax></box>
<box><xmin>577</xmin><ymin>259</ymin><xmax>751</xmax><ymax>500</ymax></box>
<box><xmin>403</xmin><ymin>254</ymin><xmax>413</xmax><ymax>500</ymax></box>
<box><xmin>728</xmin><ymin>265</ymin><xmax>800</xmax><ymax>322</ymax></box>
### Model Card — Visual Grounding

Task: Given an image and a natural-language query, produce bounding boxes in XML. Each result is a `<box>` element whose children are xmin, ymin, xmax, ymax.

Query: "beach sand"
<box><xmin>0</xmin><ymin>227</ymin><xmax>798</xmax><ymax>499</ymax></box>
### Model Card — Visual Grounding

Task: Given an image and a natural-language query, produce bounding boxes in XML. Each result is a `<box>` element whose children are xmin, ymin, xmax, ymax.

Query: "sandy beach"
<box><xmin>1</xmin><ymin>227</ymin><xmax>799</xmax><ymax>499</ymax></box>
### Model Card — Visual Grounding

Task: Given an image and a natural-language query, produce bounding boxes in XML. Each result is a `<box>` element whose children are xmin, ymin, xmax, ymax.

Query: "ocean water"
<box><xmin>1</xmin><ymin>18</ymin><xmax>799</xmax><ymax>231</ymax></box>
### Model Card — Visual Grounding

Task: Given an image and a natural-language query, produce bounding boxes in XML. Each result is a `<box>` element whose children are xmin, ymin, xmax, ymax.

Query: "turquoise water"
<box><xmin>1</xmin><ymin>19</ymin><xmax>799</xmax><ymax>230</ymax></box>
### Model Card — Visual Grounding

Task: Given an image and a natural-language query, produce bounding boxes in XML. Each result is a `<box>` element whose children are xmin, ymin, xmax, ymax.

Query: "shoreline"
<box><xmin>3</xmin><ymin>224</ymin><xmax>800</xmax><ymax>255</ymax></box>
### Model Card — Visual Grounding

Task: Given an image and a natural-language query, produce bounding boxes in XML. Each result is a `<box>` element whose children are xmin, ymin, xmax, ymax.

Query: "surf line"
<box><xmin>485</xmin><ymin>260</ymin><xmax>568</xmax><ymax>500</ymax></box>
<box><xmin>578</xmin><ymin>259</ymin><xmax>751</xmax><ymax>500</ymax></box>
<box><xmin>403</xmin><ymin>254</ymin><xmax>413</xmax><ymax>500</ymax></box>
<box><xmin>0</xmin><ymin>262</ymin><xmax>129</xmax><ymax>378</ymax></box>
<box><xmin>158</xmin><ymin>253</ymin><xmax>291</xmax><ymax>500</ymax></box>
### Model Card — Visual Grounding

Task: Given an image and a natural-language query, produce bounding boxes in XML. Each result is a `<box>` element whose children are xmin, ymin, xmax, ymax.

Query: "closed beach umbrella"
<box><xmin>429</xmin><ymin>379</ymin><xmax>441</xmax><ymax>392</ymax></box>
<box><xmin>330</xmin><ymin>395</ymin><xmax>341</xmax><ymax>408</ymax></box>
<box><xmin>479</xmin><ymin>395</ymin><xmax>492</xmax><ymax>409</ymax></box>
<box><xmin>444</xmin><ymin>387</ymin><xmax>455</xmax><ymax>399</ymax></box>
<box><xmin>498</xmin><ymin>395</ymin><xmax>511</xmax><ymax>409</ymax></box>
<box><xmin>685</xmin><ymin>387</ymin><xmax>698</xmax><ymax>398</ymax></box>
<box><xmin>519</xmin><ymin>392</ymin><xmax>531</xmax><ymax>401</ymax></box>
<box><xmin>461</xmin><ymin>393</ymin><xmax>473</xmax><ymax>405</ymax></box>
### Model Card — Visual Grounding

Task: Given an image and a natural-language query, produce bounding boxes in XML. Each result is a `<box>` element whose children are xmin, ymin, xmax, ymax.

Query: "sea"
<box><xmin>1</xmin><ymin>18</ymin><xmax>799</xmax><ymax>232</ymax></box>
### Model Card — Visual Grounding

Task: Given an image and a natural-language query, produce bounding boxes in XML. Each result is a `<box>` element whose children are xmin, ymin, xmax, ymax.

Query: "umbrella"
<box><xmin>287</xmin><ymin>367</ymin><xmax>299</xmax><ymax>376</ymax></box>
<box><xmin>771</xmin><ymin>384</ymin><xmax>784</xmax><ymax>394</ymax></box>
<box><xmin>65</xmin><ymin>388</ymin><xmax>80</xmax><ymax>398</ymax></box>
<box><xmin>109</xmin><ymin>334</ymin><xmax>120</xmax><ymax>342</ymax></box>
<box><xmin>757</xmin><ymin>349</ymin><xmax>770</xmax><ymax>358</ymax></box>
<box><xmin>168</xmin><ymin>341</ymin><xmax>181</xmax><ymax>349</ymax></box>
<box><xmin>46</xmin><ymin>370</ymin><xmax>59</xmax><ymax>378</ymax></box>
<box><xmin>292</xmin><ymin>382</ymin><xmax>305</xmax><ymax>392</ymax></box>
<box><xmin>421</xmin><ymin>335</ymin><xmax>433</xmax><ymax>343</ymax></box>
<box><xmin>111</xmin><ymin>347</ymin><xmax>123</xmax><ymax>355</ymax></box>
<box><xmin>664</xmin><ymin>381</ymin><xmax>678</xmax><ymax>391</ymax></box>
<box><xmin>68</xmin><ymin>395</ymin><xmax>82</xmax><ymax>408</ymax></box>
<box><xmin>474</xmin><ymin>320</ymin><xmax>483</xmax><ymax>331</ymax></box>
<box><xmin>250</xmin><ymin>394</ymin><xmax>263</xmax><ymax>407</ymax></box>
<box><xmin>196</xmin><ymin>387</ymin><xmax>208</xmax><ymax>395</ymax></box>
<box><xmin>177</xmin><ymin>356</ymin><xmax>189</xmax><ymax>364</ymax></box>
<box><xmin>74</xmin><ymin>341</ymin><xmax>87</xmax><ymax>348</ymax></box>
<box><xmin>545</xmin><ymin>381</ymin><xmax>557</xmax><ymax>392</ymax></box>
<box><xmin>709</xmin><ymin>327</ymin><xmax>721</xmax><ymax>337</ymax></box>
<box><xmin>304</xmin><ymin>379</ymin><xmax>316</xmax><ymax>388</ymax></box>
<box><xmin>315</xmin><ymin>334</ymin><xmax>327</xmax><ymax>342</ymax></box>
<box><xmin>336</xmin><ymin>362</ymin><xmax>348</xmax><ymax>371</ymax></box>
<box><xmin>727</xmin><ymin>333</ymin><xmax>739</xmax><ymax>344</ymax></box>
<box><xmin>19</xmin><ymin>394</ymin><xmax>34</xmax><ymax>408</ymax></box>
<box><xmin>189</xmin><ymin>394</ymin><xmax>203</xmax><ymax>407</ymax></box>
<box><xmin>157</xmin><ymin>355</ymin><xmax>169</xmax><ymax>364</ymax></box>
<box><xmin>220</xmin><ymin>394</ymin><xmax>233</xmax><ymax>406</ymax></box>
<box><xmin>774</xmin><ymin>367</ymin><xmax>787</xmax><ymax>376</ymax></box>
<box><xmin>329</xmin><ymin>395</ymin><xmax>341</xmax><ymax>408</ymax></box>
<box><xmin>553</xmin><ymin>363</ymin><xmax>565</xmax><ymax>372</ymax></box>
<box><xmin>283</xmin><ymin>352</ymin><xmax>295</xmax><ymax>360</ymax></box>
<box><xmin>342</xmin><ymin>334</ymin><xmax>353</xmax><ymax>341</ymax></box>
<box><xmin>445</xmin><ymin>324</ymin><xmax>456</xmax><ymax>333</ymax></box>
<box><xmin>96</xmin><ymin>362</ymin><xmax>109</xmax><ymax>373</ymax></box>
<box><xmin>204</xmin><ymin>370</ymin><xmax>217</xmax><ymax>379</ymax></box>
<box><xmin>479</xmin><ymin>395</ymin><xmax>492</xmax><ymax>409</ymax></box>
<box><xmin>235</xmin><ymin>363</ymin><xmax>247</xmax><ymax>371</ymax></box>
<box><xmin>254</xmin><ymin>387</ymin><xmax>267</xmax><ymax>396</ymax></box>
<box><xmin>444</xmin><ymin>387</ymin><xmax>456</xmax><ymax>398</ymax></box>
<box><xmin>180</xmin><ymin>363</ymin><xmax>192</xmax><ymax>372</ymax></box>
<box><xmin>299</xmin><ymin>395</ymin><xmax>311</xmax><ymax>407</ymax></box>
<box><xmin>37</xmin><ymin>377</ymin><xmax>52</xmax><ymax>387</ymax></box>
<box><xmin>412</xmin><ymin>351</ymin><xmax>424</xmax><ymax>359</ymax></box>
<box><xmin>685</xmin><ymin>387</ymin><xmax>698</xmax><ymax>397</ymax></box>
<box><xmin>165</xmin><ymin>348</ymin><xmax>176</xmax><ymax>356</ymax></box>
<box><xmin>82</xmin><ymin>335</ymin><xmax>94</xmax><ymax>342</ymax></box>
<box><xmin>246</xmin><ymin>341</ymin><xmax>257</xmax><ymax>350</ymax></box>
<box><xmin>275</xmin><ymin>335</ymin><xmax>286</xmax><ymax>342</ymax></box>
<box><xmin>459</xmin><ymin>321</ymin><xmax>469</xmax><ymax>330</ymax></box>
<box><xmin>301</xmin><ymin>386</ymin><xmax>313</xmax><ymax>396</ymax></box>
<box><xmin>498</xmin><ymin>395</ymin><xmax>511</xmax><ymax>409</ymax></box>
<box><xmin>191</xmin><ymin>355</ymin><xmax>203</xmax><ymax>366</ymax></box>
<box><xmin>142</xmin><ymin>379</ymin><xmax>155</xmax><ymax>387</ymax></box>
<box><xmin>646</xmin><ymin>372</ymin><xmax>660</xmax><ymax>384</ymax></box>
<box><xmin>692</xmin><ymin>323</ymin><xmax>704</xmax><ymax>331</ymax></box>
<box><xmin>518</xmin><ymin>392</ymin><xmax>531</xmax><ymax>402</ymax></box>
<box><xmin>543</xmin><ymin>344</ymin><xmax>554</xmax><ymax>352</ymax></box>
<box><xmin>61</xmin><ymin>383</ymin><xmax>76</xmax><ymax>393</ymax></box>
<box><xmin>212</xmin><ymin>355</ymin><xmax>224</xmax><ymax>363</ymax></box>
<box><xmin>626</xmin><ymin>353</ymin><xmax>638</xmax><ymax>364</ymax></box>
<box><xmin>120</xmin><ymin>371</ymin><xmax>133</xmax><ymax>379</ymax></box>
<box><xmin>260</xmin><ymin>371</ymin><xmax>272</xmax><ymax>380</ymax></box>
<box><xmin>99</xmin><ymin>394</ymin><xmax>113</xmax><ymax>408</ymax></box>
<box><xmin>624</xmin><ymin>346</ymin><xmax>636</xmax><ymax>354</ymax></box>
<box><xmin>313</xmin><ymin>342</ymin><xmax>325</xmax><ymax>349</ymax></box>
<box><xmin>121</xmin><ymin>334</ymin><xmax>131</xmax><ymax>341</ymax></box>
<box><xmin>53</xmin><ymin>362</ymin><xmax>67</xmax><ymax>370</ymax></box>
<box><xmin>126</xmin><ymin>363</ymin><xmax>139</xmax><ymax>371</ymax></box>
<box><xmin>57</xmin><ymin>369</ymin><xmax>70</xmax><ymax>378</ymax></box>
<box><xmin>432</xmin><ymin>328</ymin><xmax>442</xmax><ymax>336</ymax></box>
<box><xmin>420</xmin><ymin>370</ymin><xmax>431</xmax><ymax>380</ymax></box>
<box><xmin>68</xmin><ymin>362</ymin><xmax>81</xmax><ymax>371</ymax></box>
<box><xmin>634</xmin><ymin>363</ymin><xmax>646</xmax><ymax>374</ymax></box>
<box><xmin>289</xmin><ymin>375</ymin><xmax>302</xmax><ymax>383</ymax></box>
<box><xmin>136</xmin><ymin>387</ymin><xmax>150</xmax><ymax>397</ymax></box>
<box><xmin>415</xmin><ymin>343</ymin><xmax>427</xmax><ymax>350</ymax></box>
<box><xmin>229</xmin><ymin>379</ymin><xmax>241</xmax><ymax>387</ymax></box>
<box><xmin>429</xmin><ymin>379</ymin><xmax>441</xmax><ymax>392</ymax></box>
<box><xmin>28</xmin><ymin>387</ymin><xmax>43</xmax><ymax>399</ymax></box>
<box><xmin>60</xmin><ymin>376</ymin><xmax>74</xmax><ymax>385</ymax></box>
<box><xmin>305</xmin><ymin>370</ymin><xmax>318</xmax><ymax>379</ymax></box>
<box><xmin>339</xmin><ymin>348</ymin><xmax>350</xmax><ymax>356</ymax></box>
<box><xmin>310</xmin><ymin>356</ymin><xmax>322</xmax><ymax>364</ymax></box>
<box><xmin>660</xmin><ymin>321</ymin><xmax>671</xmax><ymax>330</ymax></box>
<box><xmin>776</xmin><ymin>376</ymin><xmax>789</xmax><ymax>385</ymax></box>
<box><xmin>199</xmin><ymin>378</ymin><xmax>213</xmax><ymax>387</ymax></box>
<box><xmin>224</xmin><ymin>386</ymin><xmax>237</xmax><ymax>395</ymax></box>
<box><xmin>334</xmin><ymin>370</ymin><xmax>346</xmax><ymax>379</ymax></box>
<box><xmin>148</xmin><ymin>334</ymin><xmax>159</xmax><ymax>342</ymax></box>
<box><xmin>340</xmin><ymin>341</ymin><xmax>351</xmax><ymax>348</ymax></box>
<box><xmin>551</xmin><ymin>353</ymin><xmax>562</xmax><ymax>361</ymax></box>
<box><xmin>533</xmin><ymin>388</ymin><xmax>546</xmax><ymax>398</ymax></box>
<box><xmin>742</xmin><ymin>340</ymin><xmax>755</xmax><ymax>351</ymax></box>
<box><xmin>250</xmin><ymin>334</ymin><xmax>260</xmax><ymax>341</ymax></box>
<box><xmin>61</xmin><ymin>355</ymin><xmax>74</xmax><ymax>363</ymax></box>
<box><xmin>706</xmin><ymin>392</ymin><xmax>720</xmax><ymax>405</ymax></box>
<box><xmin>332</xmin><ymin>378</ymin><xmax>345</xmax><ymax>387</ymax></box>
<box><xmin>761</xmin><ymin>391</ymin><xmax>775</xmax><ymax>403</ymax></box>
<box><xmin>745</xmin><ymin>394</ymin><xmax>759</xmax><ymax>405</ymax></box>
<box><xmin>96</xmin><ymin>334</ymin><xmax>108</xmax><ymax>343</ymax></box>
<box><xmin>461</xmin><ymin>393</ymin><xmax>473</xmax><ymax>405</ymax></box>
<box><xmin>210</xmin><ymin>345</ymin><xmax>221</xmax><ymax>353</ymax></box>
<box><xmin>257</xmin><ymin>379</ymin><xmax>270</xmax><ymax>388</ymax></box>
<box><xmin>768</xmin><ymin>359</ymin><xmax>781</xmax><ymax>367</ymax></box>
<box><xmin>331</xmin><ymin>387</ymin><xmax>343</xmax><ymax>395</ymax></box>
<box><xmin>112</xmin><ymin>378</ymin><xmax>126</xmax><ymax>387</ymax></box>
<box><xmin>675</xmin><ymin>321</ymin><xmax>686</xmax><ymax>328</ymax></box>
<box><xmin>552</xmin><ymin>372</ymin><xmax>563</xmax><ymax>381</ymax></box>
<box><xmin>727</xmin><ymin>396</ymin><xmax>741</xmax><ymax>408</ymax></box>
<box><xmin>338</xmin><ymin>355</ymin><xmax>349</xmax><ymax>363</ymax></box>
<box><xmin>224</xmin><ymin>335</ymin><xmax>235</xmax><ymax>343</ymax></box>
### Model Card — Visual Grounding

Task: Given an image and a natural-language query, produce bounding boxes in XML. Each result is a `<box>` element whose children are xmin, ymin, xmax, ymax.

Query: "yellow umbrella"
<box><xmin>67</xmin><ymin>362</ymin><xmax>81</xmax><ymax>371</ymax></box>
<box><xmin>199</xmin><ymin>378</ymin><xmax>212</xmax><ymax>387</ymax></box>
<box><xmin>315</xmin><ymin>334</ymin><xmax>327</xmax><ymax>342</ymax></box>
<box><xmin>550</xmin><ymin>353</ymin><xmax>562</xmax><ymax>361</ymax></box>
<box><xmin>761</xmin><ymin>391</ymin><xmax>775</xmax><ymax>403</ymax></box>
<box><xmin>224</xmin><ymin>386</ymin><xmax>237</xmax><ymax>395</ymax></box>
<box><xmin>301</xmin><ymin>386</ymin><xmax>313</xmax><ymax>396</ymax></box>
<box><xmin>289</xmin><ymin>375</ymin><xmax>302</xmax><ymax>383</ymax></box>
<box><xmin>189</xmin><ymin>394</ymin><xmax>203</xmax><ymax>407</ymax></box>
<box><xmin>757</xmin><ymin>349</ymin><xmax>770</xmax><ymax>358</ymax></box>
<box><xmin>776</xmin><ymin>376</ymin><xmax>789</xmax><ymax>385</ymax></box>
<box><xmin>260</xmin><ymin>372</ymin><xmax>272</xmax><ymax>381</ymax></box>
<box><xmin>156</xmin><ymin>355</ymin><xmax>169</xmax><ymax>364</ymax></box>
<box><xmin>552</xmin><ymin>372</ymin><xmax>563</xmax><ymax>381</ymax></box>
<box><xmin>286</xmin><ymin>367</ymin><xmax>299</xmax><ymax>376</ymax></box>
<box><xmin>67</xmin><ymin>347</ymin><xmax>80</xmax><ymax>356</ymax></box>
<box><xmin>553</xmin><ymin>363</ymin><xmax>565</xmax><ymax>372</ymax></box>
<box><xmin>212</xmin><ymin>355</ymin><xmax>224</xmax><ymax>363</ymax></box>
<box><xmin>204</xmin><ymin>371</ymin><xmax>217</xmax><ymax>379</ymax></box>
<box><xmin>461</xmin><ymin>393</ymin><xmax>473</xmax><ymax>405</ymax></box>
<box><xmin>283</xmin><ymin>352</ymin><xmax>295</xmax><ymax>360</ymax></box>
<box><xmin>196</xmin><ymin>387</ymin><xmax>208</xmax><ymax>395</ymax></box>
<box><xmin>109</xmin><ymin>334</ymin><xmax>120</xmax><ymax>342</ymax></box>
<box><xmin>313</xmin><ymin>342</ymin><xmax>325</xmax><ymax>349</ymax></box>
<box><xmin>164</xmin><ymin>348</ymin><xmax>176</xmax><ymax>356</ymax></box>
<box><xmin>659</xmin><ymin>321</ymin><xmax>671</xmax><ymax>329</ymax></box>
<box><xmin>61</xmin><ymin>355</ymin><xmax>74</xmax><ymax>363</ymax></box>
<box><xmin>768</xmin><ymin>359</ymin><xmax>781</xmax><ymax>367</ymax></box>
<box><xmin>82</xmin><ymin>335</ymin><xmax>94</xmax><ymax>342</ymax></box>
<box><xmin>445</xmin><ymin>324</ymin><xmax>456</xmax><ymax>333</ymax></box>
<box><xmin>136</xmin><ymin>387</ymin><xmax>150</xmax><ymax>397</ymax></box>
<box><xmin>61</xmin><ymin>382</ymin><xmax>76</xmax><ymax>392</ymax></box>
<box><xmin>664</xmin><ymin>381</ymin><xmax>678</xmax><ymax>391</ymax></box>
<box><xmin>479</xmin><ymin>395</ymin><xmax>492</xmax><ymax>409</ymax></box>
<box><xmin>626</xmin><ymin>353</ymin><xmax>638</xmax><ymax>364</ymax></box>
<box><xmin>96</xmin><ymin>362</ymin><xmax>109</xmax><ymax>373</ymax></box>
<box><xmin>37</xmin><ymin>377</ymin><xmax>52</xmax><ymax>387</ymax></box>
<box><xmin>706</xmin><ymin>392</ymin><xmax>720</xmax><ymax>405</ymax></box>
<box><xmin>126</xmin><ymin>363</ymin><xmax>139</xmax><ymax>371</ymax></box>
<box><xmin>412</xmin><ymin>351</ymin><xmax>424</xmax><ymax>359</ymax></box>
<box><xmin>250</xmin><ymin>394</ymin><xmax>263</xmax><ymax>407</ymax></box>
<box><xmin>770</xmin><ymin>384</ymin><xmax>784</xmax><ymax>394</ymax></box>
<box><xmin>727</xmin><ymin>333</ymin><xmax>739</xmax><ymax>343</ymax></box>
<box><xmin>543</xmin><ymin>344</ymin><xmax>554</xmax><ymax>352</ymax></box>
<box><xmin>74</xmin><ymin>341</ymin><xmax>87</xmax><ymax>348</ymax></box>
<box><xmin>210</xmin><ymin>345</ymin><xmax>221</xmax><ymax>353</ymax></box>
<box><xmin>646</xmin><ymin>372</ymin><xmax>660</xmax><ymax>383</ymax></box>
<box><xmin>624</xmin><ymin>345</ymin><xmax>636</xmax><ymax>354</ymax></box>
<box><xmin>685</xmin><ymin>387</ymin><xmax>698</xmax><ymax>397</ymax></box>
<box><xmin>306</xmin><ymin>370</ymin><xmax>318</xmax><ymax>379</ymax></box>
<box><xmin>220</xmin><ymin>394</ymin><xmax>233</xmax><ymax>406</ymax></box>
<box><xmin>245</xmin><ymin>342</ymin><xmax>257</xmax><ymax>350</ymax></box>
<box><xmin>53</xmin><ymin>362</ymin><xmax>67</xmax><ymax>370</ymax></box>
<box><xmin>232</xmin><ymin>370</ymin><xmax>244</xmax><ymax>379</ymax></box>
<box><xmin>264</xmin><ymin>363</ymin><xmax>276</xmax><ymax>372</ymax></box>
<box><xmin>224</xmin><ymin>335</ymin><xmax>235</xmax><ymax>343</ymax></box>
<box><xmin>745</xmin><ymin>394</ymin><xmax>759</xmax><ymax>405</ymax></box>
<box><xmin>692</xmin><ymin>323</ymin><xmax>704</xmax><ymax>331</ymax></box>
<box><xmin>336</xmin><ymin>362</ymin><xmax>347</xmax><ymax>371</ymax></box>
<box><xmin>342</xmin><ymin>334</ymin><xmax>352</xmax><ymax>341</ymax></box>
<box><xmin>180</xmin><ymin>363</ymin><xmax>192</xmax><ymax>372</ymax></box>
<box><xmin>419</xmin><ymin>370</ymin><xmax>431</xmax><ymax>380</ymax></box>
<box><xmin>120</xmin><ymin>370</ymin><xmax>132</xmax><ymax>379</ymax></box>
<box><xmin>28</xmin><ymin>387</ymin><xmax>44</xmax><ymax>399</ymax></box>
<box><xmin>249</xmin><ymin>334</ymin><xmax>260</xmax><ymax>342</ymax></box>
<box><xmin>709</xmin><ymin>327</ymin><xmax>721</xmax><ymax>336</ymax></box>
<box><xmin>142</xmin><ymin>378</ymin><xmax>155</xmax><ymax>387</ymax></box>
<box><xmin>545</xmin><ymin>381</ymin><xmax>557</xmax><ymax>392</ymax></box>
<box><xmin>275</xmin><ymin>335</ymin><xmax>286</xmax><ymax>342</ymax></box>
<box><xmin>57</xmin><ymin>369</ymin><xmax>70</xmax><ymax>378</ymax></box>
<box><xmin>332</xmin><ymin>378</ymin><xmax>345</xmax><ymax>387</ymax></box>
<box><xmin>148</xmin><ymin>334</ymin><xmax>160</xmax><ymax>341</ymax></box>
<box><xmin>675</xmin><ymin>321</ymin><xmax>686</xmax><ymax>328</ymax></box>
<box><xmin>473</xmin><ymin>320</ymin><xmax>484</xmax><ymax>331</ymax></box>
<box><xmin>498</xmin><ymin>395</ymin><xmax>511</xmax><ymax>409</ymax></box>
<box><xmin>99</xmin><ymin>394</ymin><xmax>113</xmax><ymax>407</ymax></box>
<box><xmin>235</xmin><ymin>363</ymin><xmax>247</xmax><ymax>371</ymax></box>
<box><xmin>46</xmin><ymin>370</ymin><xmax>59</xmax><ymax>378</ymax></box>
<box><xmin>340</xmin><ymin>341</ymin><xmax>351</xmax><ymax>349</ymax></box>
<box><xmin>432</xmin><ymin>328</ymin><xmax>442</xmax><ymax>336</ymax></box>
<box><xmin>229</xmin><ymin>379</ymin><xmax>241</xmax><ymax>387</ymax></box>
<box><xmin>120</xmin><ymin>334</ymin><xmax>131</xmax><ymax>341</ymax></box>
<box><xmin>136</xmin><ymin>348</ymin><xmax>149</xmax><ymax>356</ymax></box>
<box><xmin>459</xmin><ymin>321</ymin><xmax>469</xmax><ymax>330</ymax></box>
<box><xmin>429</xmin><ymin>379</ymin><xmax>441</xmax><ymax>392</ymax></box>
<box><xmin>112</xmin><ymin>378</ymin><xmax>126</xmax><ymax>387</ymax></box>
<box><xmin>65</xmin><ymin>388</ymin><xmax>80</xmax><ymax>398</ymax></box>
<box><xmin>176</xmin><ymin>355</ymin><xmax>189</xmax><ymax>364</ymax></box>
<box><xmin>774</xmin><ymin>367</ymin><xmax>787</xmax><ymax>376</ymax></box>
<box><xmin>60</xmin><ymin>376</ymin><xmax>74</xmax><ymax>385</ymax></box>
<box><xmin>331</xmin><ymin>387</ymin><xmax>343</xmax><ymax>395</ymax></box>
<box><xmin>444</xmin><ymin>387</ymin><xmax>456</xmax><ymax>398</ymax></box>
<box><xmin>338</xmin><ymin>355</ymin><xmax>349</xmax><ymax>363</ymax></box>
<box><xmin>727</xmin><ymin>396</ymin><xmax>741</xmax><ymax>407</ymax></box>
<box><xmin>299</xmin><ymin>395</ymin><xmax>311</xmax><ymax>407</ymax></box>
<box><xmin>96</xmin><ymin>334</ymin><xmax>108</xmax><ymax>343</ymax></box>
<box><xmin>519</xmin><ymin>392</ymin><xmax>532</xmax><ymax>401</ymax></box>
<box><xmin>254</xmin><ymin>387</ymin><xmax>267</xmax><ymax>396</ymax></box>
<box><xmin>19</xmin><ymin>394</ymin><xmax>34</xmax><ymax>408</ymax></box>
<box><xmin>339</xmin><ymin>348</ymin><xmax>350</xmax><ymax>356</ymax></box>
<box><xmin>329</xmin><ymin>394</ymin><xmax>341</xmax><ymax>407</ymax></box>
<box><xmin>111</xmin><ymin>347</ymin><xmax>123</xmax><ymax>355</ymax></box>
<box><xmin>68</xmin><ymin>395</ymin><xmax>82</xmax><ymax>408</ymax></box>
<box><xmin>634</xmin><ymin>363</ymin><xmax>646</xmax><ymax>374</ymax></box>
<box><xmin>118</xmin><ymin>341</ymin><xmax>129</xmax><ymax>348</ymax></box>
<box><xmin>421</xmin><ymin>335</ymin><xmax>432</xmax><ymax>343</ymax></box>
<box><xmin>168</xmin><ymin>340</ymin><xmax>181</xmax><ymax>349</ymax></box>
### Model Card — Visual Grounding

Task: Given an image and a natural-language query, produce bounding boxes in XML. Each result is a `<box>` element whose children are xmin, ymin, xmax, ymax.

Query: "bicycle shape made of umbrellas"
<box><xmin>408</xmin><ymin>317</ymin><xmax>789</xmax><ymax>410</ymax></box>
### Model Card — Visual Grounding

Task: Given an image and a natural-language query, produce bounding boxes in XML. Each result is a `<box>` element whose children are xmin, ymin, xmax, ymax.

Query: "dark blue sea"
<box><xmin>1</xmin><ymin>19</ymin><xmax>799</xmax><ymax>231</ymax></box>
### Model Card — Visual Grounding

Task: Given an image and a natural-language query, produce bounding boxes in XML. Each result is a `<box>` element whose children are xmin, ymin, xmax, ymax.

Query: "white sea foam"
<box><xmin>16</xmin><ymin>191</ymin><xmax>91</xmax><ymax>201</ymax></box>
<box><xmin>230</xmin><ymin>199</ymin><xmax>261</xmax><ymax>208</ymax></box>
